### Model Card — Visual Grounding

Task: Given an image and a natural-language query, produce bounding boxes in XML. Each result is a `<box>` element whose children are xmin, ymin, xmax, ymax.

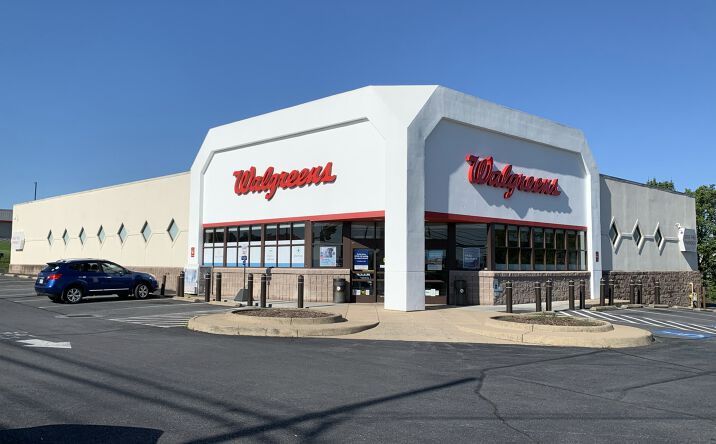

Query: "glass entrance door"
<box><xmin>349</xmin><ymin>222</ymin><xmax>385</xmax><ymax>303</ymax></box>
<box><xmin>351</xmin><ymin>246</ymin><xmax>375</xmax><ymax>303</ymax></box>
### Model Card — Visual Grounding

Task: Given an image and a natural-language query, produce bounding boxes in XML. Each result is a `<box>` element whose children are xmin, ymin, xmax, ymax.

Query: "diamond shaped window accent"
<box><xmin>655</xmin><ymin>227</ymin><xmax>663</xmax><ymax>248</ymax></box>
<box><xmin>167</xmin><ymin>219</ymin><xmax>179</xmax><ymax>241</ymax></box>
<box><xmin>79</xmin><ymin>227</ymin><xmax>86</xmax><ymax>245</ymax></box>
<box><xmin>62</xmin><ymin>229</ymin><xmax>69</xmax><ymax>245</ymax></box>
<box><xmin>609</xmin><ymin>222</ymin><xmax>619</xmax><ymax>246</ymax></box>
<box><xmin>118</xmin><ymin>224</ymin><xmax>127</xmax><ymax>244</ymax></box>
<box><xmin>97</xmin><ymin>226</ymin><xmax>106</xmax><ymax>244</ymax></box>
<box><xmin>633</xmin><ymin>225</ymin><xmax>642</xmax><ymax>246</ymax></box>
<box><xmin>47</xmin><ymin>230</ymin><xmax>53</xmax><ymax>246</ymax></box>
<box><xmin>141</xmin><ymin>222</ymin><xmax>152</xmax><ymax>242</ymax></box>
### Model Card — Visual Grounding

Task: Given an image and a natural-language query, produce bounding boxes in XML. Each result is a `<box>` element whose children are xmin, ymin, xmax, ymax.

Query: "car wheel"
<box><xmin>134</xmin><ymin>282</ymin><xmax>150</xmax><ymax>299</ymax></box>
<box><xmin>63</xmin><ymin>286</ymin><xmax>84</xmax><ymax>304</ymax></box>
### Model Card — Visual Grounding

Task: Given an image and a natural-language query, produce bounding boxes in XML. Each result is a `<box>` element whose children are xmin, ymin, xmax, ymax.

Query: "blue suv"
<box><xmin>35</xmin><ymin>259</ymin><xmax>159</xmax><ymax>304</ymax></box>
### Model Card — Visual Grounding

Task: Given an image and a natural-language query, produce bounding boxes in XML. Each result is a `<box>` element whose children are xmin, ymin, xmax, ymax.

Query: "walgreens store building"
<box><xmin>11</xmin><ymin>86</ymin><xmax>699</xmax><ymax>311</ymax></box>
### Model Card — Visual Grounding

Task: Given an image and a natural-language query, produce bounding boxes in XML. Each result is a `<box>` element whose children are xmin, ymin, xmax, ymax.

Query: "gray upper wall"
<box><xmin>600</xmin><ymin>175</ymin><xmax>697</xmax><ymax>272</ymax></box>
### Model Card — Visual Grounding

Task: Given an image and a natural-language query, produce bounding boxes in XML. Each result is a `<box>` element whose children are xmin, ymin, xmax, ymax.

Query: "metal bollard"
<box><xmin>247</xmin><ymin>274</ymin><xmax>254</xmax><ymax>306</ymax></box>
<box><xmin>637</xmin><ymin>278</ymin><xmax>643</xmax><ymax>305</ymax></box>
<box><xmin>505</xmin><ymin>281</ymin><xmax>513</xmax><ymax>313</ymax></box>
<box><xmin>297</xmin><ymin>275</ymin><xmax>304</xmax><ymax>309</ymax></box>
<box><xmin>260</xmin><ymin>274</ymin><xmax>267</xmax><ymax>308</ymax></box>
<box><xmin>534</xmin><ymin>282</ymin><xmax>542</xmax><ymax>312</ymax></box>
<box><xmin>629</xmin><ymin>278</ymin><xmax>635</xmax><ymax>304</ymax></box>
<box><xmin>703</xmin><ymin>283</ymin><xmax>708</xmax><ymax>309</ymax></box>
<box><xmin>160</xmin><ymin>274</ymin><xmax>167</xmax><ymax>297</ymax></box>
<box><xmin>215</xmin><ymin>272</ymin><xmax>222</xmax><ymax>302</ymax></box>
<box><xmin>654</xmin><ymin>280</ymin><xmax>661</xmax><ymax>305</ymax></box>
<box><xmin>545</xmin><ymin>279</ymin><xmax>553</xmax><ymax>312</ymax></box>
<box><xmin>579</xmin><ymin>279</ymin><xmax>586</xmax><ymax>309</ymax></box>
<box><xmin>178</xmin><ymin>271</ymin><xmax>185</xmax><ymax>297</ymax></box>
<box><xmin>599</xmin><ymin>277</ymin><xmax>606</xmax><ymax>306</ymax></box>
<box><xmin>203</xmin><ymin>272</ymin><xmax>211</xmax><ymax>302</ymax></box>
<box><xmin>568</xmin><ymin>279</ymin><xmax>575</xmax><ymax>310</ymax></box>
<box><xmin>608</xmin><ymin>282</ymin><xmax>614</xmax><ymax>306</ymax></box>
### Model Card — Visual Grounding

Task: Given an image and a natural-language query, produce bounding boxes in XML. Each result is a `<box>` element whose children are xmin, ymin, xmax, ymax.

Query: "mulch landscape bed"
<box><xmin>498</xmin><ymin>314</ymin><xmax>601</xmax><ymax>327</ymax></box>
<box><xmin>234</xmin><ymin>308</ymin><xmax>333</xmax><ymax>318</ymax></box>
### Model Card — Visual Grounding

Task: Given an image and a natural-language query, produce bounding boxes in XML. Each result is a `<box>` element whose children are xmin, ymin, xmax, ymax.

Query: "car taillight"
<box><xmin>47</xmin><ymin>274</ymin><xmax>62</xmax><ymax>281</ymax></box>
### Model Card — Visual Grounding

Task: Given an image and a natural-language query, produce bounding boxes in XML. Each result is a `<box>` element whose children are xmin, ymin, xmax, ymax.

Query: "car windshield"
<box><xmin>42</xmin><ymin>263</ymin><xmax>61</xmax><ymax>272</ymax></box>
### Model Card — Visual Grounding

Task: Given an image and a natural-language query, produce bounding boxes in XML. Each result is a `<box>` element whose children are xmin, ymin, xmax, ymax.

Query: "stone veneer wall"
<box><xmin>602</xmin><ymin>271</ymin><xmax>702</xmax><ymax>307</ymax></box>
<box><xmin>211</xmin><ymin>267</ymin><xmax>351</xmax><ymax>303</ymax></box>
<box><xmin>478</xmin><ymin>271</ymin><xmax>592</xmax><ymax>305</ymax></box>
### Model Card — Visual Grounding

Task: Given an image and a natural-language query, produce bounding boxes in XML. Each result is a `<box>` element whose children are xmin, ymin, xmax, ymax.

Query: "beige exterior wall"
<box><xmin>10</xmin><ymin>172</ymin><xmax>189</xmax><ymax>269</ymax></box>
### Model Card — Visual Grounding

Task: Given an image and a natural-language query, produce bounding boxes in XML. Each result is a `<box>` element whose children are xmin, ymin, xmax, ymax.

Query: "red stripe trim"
<box><xmin>425</xmin><ymin>211</ymin><xmax>587</xmax><ymax>231</ymax></box>
<box><xmin>0</xmin><ymin>220</ymin><xmax>11</xmax><ymax>223</ymax></box>
<box><xmin>202</xmin><ymin>210</ymin><xmax>385</xmax><ymax>228</ymax></box>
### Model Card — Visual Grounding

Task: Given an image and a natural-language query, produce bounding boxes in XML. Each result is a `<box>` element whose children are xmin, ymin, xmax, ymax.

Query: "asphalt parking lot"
<box><xmin>2</xmin><ymin>274</ymin><xmax>716</xmax><ymax>443</ymax></box>
<box><xmin>557</xmin><ymin>306</ymin><xmax>716</xmax><ymax>340</ymax></box>
<box><xmin>0</xmin><ymin>275</ymin><xmax>231</xmax><ymax>329</ymax></box>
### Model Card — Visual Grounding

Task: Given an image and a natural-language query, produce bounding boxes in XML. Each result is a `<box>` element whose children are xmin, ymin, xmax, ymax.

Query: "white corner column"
<box><xmin>383</xmin><ymin>131</ymin><xmax>426</xmax><ymax>312</ymax></box>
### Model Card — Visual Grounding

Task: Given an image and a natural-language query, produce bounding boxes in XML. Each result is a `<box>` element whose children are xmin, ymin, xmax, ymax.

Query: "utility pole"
<box><xmin>34</xmin><ymin>181</ymin><xmax>37</xmax><ymax>200</ymax></box>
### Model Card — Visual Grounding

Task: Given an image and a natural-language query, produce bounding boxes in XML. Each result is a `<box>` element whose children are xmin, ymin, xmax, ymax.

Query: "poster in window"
<box><xmin>353</xmin><ymin>248</ymin><xmax>370</xmax><ymax>270</ymax></box>
<box><xmin>291</xmin><ymin>246</ymin><xmax>305</xmax><ymax>267</ymax></box>
<box><xmin>264</xmin><ymin>246</ymin><xmax>277</xmax><ymax>267</ymax></box>
<box><xmin>426</xmin><ymin>250</ymin><xmax>444</xmax><ymax>271</ymax></box>
<box><xmin>462</xmin><ymin>247</ymin><xmax>481</xmax><ymax>270</ymax></box>
<box><xmin>320</xmin><ymin>246</ymin><xmax>337</xmax><ymax>267</ymax></box>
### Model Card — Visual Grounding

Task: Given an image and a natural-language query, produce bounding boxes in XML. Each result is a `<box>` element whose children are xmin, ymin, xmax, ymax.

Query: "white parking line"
<box><xmin>617</xmin><ymin>314</ymin><xmax>667</xmax><ymax>327</ymax></box>
<box><xmin>640</xmin><ymin>318</ymin><xmax>690</xmax><ymax>330</ymax></box>
<box><xmin>587</xmin><ymin>311</ymin><xmax>639</xmax><ymax>324</ymax></box>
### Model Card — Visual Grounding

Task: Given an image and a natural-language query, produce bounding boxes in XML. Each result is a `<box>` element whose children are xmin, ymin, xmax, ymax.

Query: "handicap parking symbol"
<box><xmin>654</xmin><ymin>329</ymin><xmax>713</xmax><ymax>340</ymax></box>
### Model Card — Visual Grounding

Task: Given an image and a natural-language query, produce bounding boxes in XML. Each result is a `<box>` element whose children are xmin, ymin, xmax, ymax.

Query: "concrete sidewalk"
<box><xmin>188</xmin><ymin>302</ymin><xmax>653</xmax><ymax>348</ymax></box>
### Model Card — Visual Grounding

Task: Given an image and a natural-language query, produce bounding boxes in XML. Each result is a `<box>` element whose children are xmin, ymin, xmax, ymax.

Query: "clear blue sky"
<box><xmin>1</xmin><ymin>0</ymin><xmax>714</xmax><ymax>208</ymax></box>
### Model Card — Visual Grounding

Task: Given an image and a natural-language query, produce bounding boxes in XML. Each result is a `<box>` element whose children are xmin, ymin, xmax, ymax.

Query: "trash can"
<box><xmin>333</xmin><ymin>278</ymin><xmax>348</xmax><ymax>303</ymax></box>
<box><xmin>454</xmin><ymin>279</ymin><xmax>468</xmax><ymax>306</ymax></box>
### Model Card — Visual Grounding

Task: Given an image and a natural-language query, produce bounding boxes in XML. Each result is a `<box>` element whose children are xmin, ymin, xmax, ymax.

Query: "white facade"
<box><xmin>11</xmin><ymin>173</ymin><xmax>189</xmax><ymax>269</ymax></box>
<box><xmin>600</xmin><ymin>175</ymin><xmax>697</xmax><ymax>272</ymax></box>
<box><xmin>188</xmin><ymin>86</ymin><xmax>602</xmax><ymax>310</ymax></box>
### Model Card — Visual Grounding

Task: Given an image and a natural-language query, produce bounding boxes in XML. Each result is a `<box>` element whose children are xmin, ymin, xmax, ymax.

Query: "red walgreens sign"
<box><xmin>465</xmin><ymin>155</ymin><xmax>560</xmax><ymax>199</ymax></box>
<box><xmin>233</xmin><ymin>162</ymin><xmax>337</xmax><ymax>200</ymax></box>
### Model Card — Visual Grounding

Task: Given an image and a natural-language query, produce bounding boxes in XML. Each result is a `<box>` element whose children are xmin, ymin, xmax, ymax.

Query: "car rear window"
<box><xmin>42</xmin><ymin>263</ymin><xmax>61</xmax><ymax>272</ymax></box>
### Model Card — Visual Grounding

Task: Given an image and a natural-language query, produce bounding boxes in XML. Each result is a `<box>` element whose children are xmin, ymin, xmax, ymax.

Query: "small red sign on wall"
<box><xmin>191</xmin><ymin>247</ymin><xmax>195</xmax><ymax>258</ymax></box>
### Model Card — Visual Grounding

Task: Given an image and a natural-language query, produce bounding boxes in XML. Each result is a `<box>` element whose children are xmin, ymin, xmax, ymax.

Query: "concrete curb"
<box><xmin>187</xmin><ymin>312</ymin><xmax>378</xmax><ymax>337</ymax></box>
<box><xmin>1</xmin><ymin>273</ymin><xmax>34</xmax><ymax>279</ymax></box>
<box><xmin>487</xmin><ymin>315</ymin><xmax>613</xmax><ymax>333</ymax></box>
<box><xmin>459</xmin><ymin>314</ymin><xmax>652</xmax><ymax>348</ymax></box>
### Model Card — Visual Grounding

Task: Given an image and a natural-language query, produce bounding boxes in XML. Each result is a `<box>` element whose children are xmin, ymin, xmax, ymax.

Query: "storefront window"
<box><xmin>455</xmin><ymin>223</ymin><xmax>487</xmax><ymax>270</ymax></box>
<box><xmin>533</xmin><ymin>228</ymin><xmax>545</xmax><ymax>271</ymax></box>
<box><xmin>425</xmin><ymin>223</ymin><xmax>448</xmax><ymax>240</ymax></box>
<box><xmin>312</xmin><ymin>222</ymin><xmax>343</xmax><ymax>267</ymax></box>
<box><xmin>494</xmin><ymin>224</ymin><xmax>507</xmax><ymax>270</ymax></box>
<box><xmin>226</xmin><ymin>227</ymin><xmax>238</xmax><ymax>267</ymax></box>
<box><xmin>212</xmin><ymin>228</ymin><xmax>225</xmax><ymax>266</ymax></box>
